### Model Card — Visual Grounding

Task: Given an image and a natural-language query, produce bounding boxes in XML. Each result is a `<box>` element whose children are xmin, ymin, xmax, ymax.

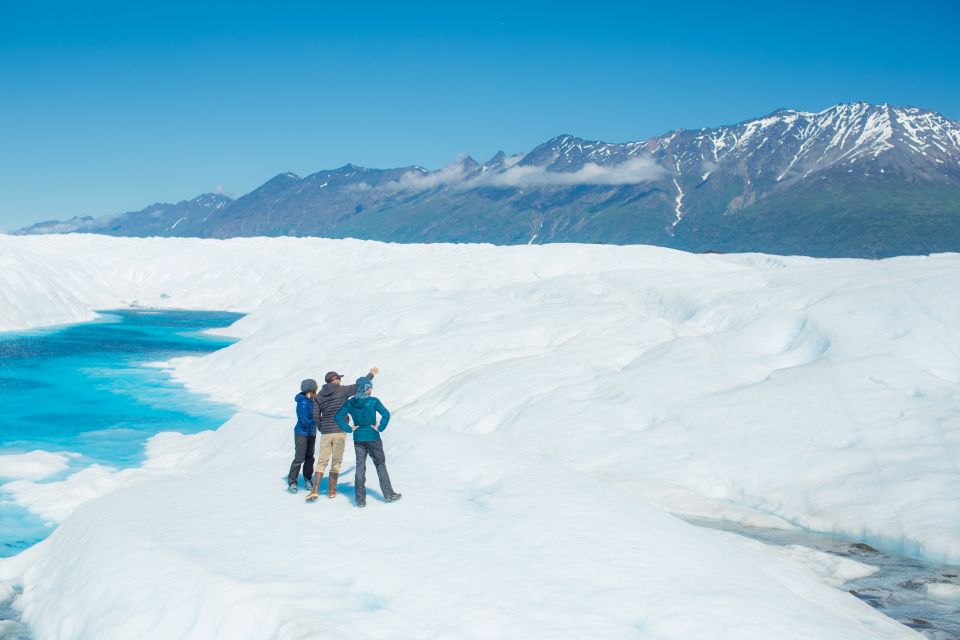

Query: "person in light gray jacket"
<box><xmin>305</xmin><ymin>367</ymin><xmax>378</xmax><ymax>501</ymax></box>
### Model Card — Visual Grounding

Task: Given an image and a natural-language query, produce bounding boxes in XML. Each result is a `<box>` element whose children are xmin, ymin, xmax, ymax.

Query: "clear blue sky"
<box><xmin>2</xmin><ymin>0</ymin><xmax>958</xmax><ymax>229</ymax></box>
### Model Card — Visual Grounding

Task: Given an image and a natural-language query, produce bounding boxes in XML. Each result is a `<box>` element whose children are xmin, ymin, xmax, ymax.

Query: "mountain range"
<box><xmin>16</xmin><ymin>102</ymin><xmax>960</xmax><ymax>257</ymax></box>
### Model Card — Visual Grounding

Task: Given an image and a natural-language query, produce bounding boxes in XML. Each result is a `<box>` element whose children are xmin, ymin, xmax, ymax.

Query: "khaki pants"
<box><xmin>316</xmin><ymin>432</ymin><xmax>347</xmax><ymax>475</ymax></box>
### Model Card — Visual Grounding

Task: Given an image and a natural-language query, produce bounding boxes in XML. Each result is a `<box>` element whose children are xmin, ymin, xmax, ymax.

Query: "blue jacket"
<box><xmin>294</xmin><ymin>393</ymin><xmax>319</xmax><ymax>436</ymax></box>
<box><xmin>335</xmin><ymin>395</ymin><xmax>390</xmax><ymax>442</ymax></box>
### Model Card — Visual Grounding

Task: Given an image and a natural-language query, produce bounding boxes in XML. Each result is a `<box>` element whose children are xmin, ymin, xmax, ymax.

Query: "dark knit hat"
<box><xmin>301</xmin><ymin>378</ymin><xmax>318</xmax><ymax>393</ymax></box>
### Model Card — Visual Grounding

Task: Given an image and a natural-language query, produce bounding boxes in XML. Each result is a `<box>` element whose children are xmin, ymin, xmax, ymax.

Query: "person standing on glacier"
<box><xmin>287</xmin><ymin>379</ymin><xmax>320</xmax><ymax>493</ymax></box>
<box><xmin>334</xmin><ymin>376</ymin><xmax>400</xmax><ymax>508</ymax></box>
<box><xmin>305</xmin><ymin>367</ymin><xmax>379</xmax><ymax>501</ymax></box>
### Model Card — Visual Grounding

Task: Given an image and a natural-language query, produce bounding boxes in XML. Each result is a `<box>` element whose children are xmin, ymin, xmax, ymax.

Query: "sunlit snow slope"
<box><xmin>1</xmin><ymin>234</ymin><xmax>957</xmax><ymax>639</ymax></box>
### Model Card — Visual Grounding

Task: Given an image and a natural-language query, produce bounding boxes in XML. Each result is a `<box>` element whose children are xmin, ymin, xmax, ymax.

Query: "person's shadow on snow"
<box><xmin>324</xmin><ymin>466</ymin><xmax>388</xmax><ymax>504</ymax></box>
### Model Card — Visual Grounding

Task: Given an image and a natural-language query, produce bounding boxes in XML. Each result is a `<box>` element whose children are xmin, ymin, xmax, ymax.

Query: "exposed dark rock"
<box><xmin>15</xmin><ymin>103</ymin><xmax>960</xmax><ymax>258</ymax></box>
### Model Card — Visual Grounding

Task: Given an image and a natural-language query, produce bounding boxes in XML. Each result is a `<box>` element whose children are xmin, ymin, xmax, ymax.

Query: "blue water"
<box><xmin>0</xmin><ymin>309</ymin><xmax>242</xmax><ymax>557</ymax></box>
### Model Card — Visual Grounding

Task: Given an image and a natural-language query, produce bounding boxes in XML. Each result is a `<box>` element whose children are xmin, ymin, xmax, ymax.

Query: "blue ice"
<box><xmin>0</xmin><ymin>309</ymin><xmax>241</xmax><ymax>556</ymax></box>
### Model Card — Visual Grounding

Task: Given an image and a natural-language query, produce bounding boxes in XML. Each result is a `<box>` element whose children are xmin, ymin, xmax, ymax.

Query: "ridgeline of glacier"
<box><xmin>15</xmin><ymin>102</ymin><xmax>960</xmax><ymax>258</ymax></box>
<box><xmin>1</xmin><ymin>234</ymin><xmax>959</xmax><ymax>639</ymax></box>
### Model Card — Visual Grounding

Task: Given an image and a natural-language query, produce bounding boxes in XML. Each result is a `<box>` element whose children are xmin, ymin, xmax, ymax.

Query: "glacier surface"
<box><xmin>1</xmin><ymin>234</ymin><xmax>958</xmax><ymax>639</ymax></box>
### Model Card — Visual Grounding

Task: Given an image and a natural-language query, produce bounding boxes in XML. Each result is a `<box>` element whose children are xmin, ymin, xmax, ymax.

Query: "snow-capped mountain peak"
<box><xmin>14</xmin><ymin>102</ymin><xmax>960</xmax><ymax>257</ymax></box>
<box><xmin>652</xmin><ymin>102</ymin><xmax>960</xmax><ymax>184</ymax></box>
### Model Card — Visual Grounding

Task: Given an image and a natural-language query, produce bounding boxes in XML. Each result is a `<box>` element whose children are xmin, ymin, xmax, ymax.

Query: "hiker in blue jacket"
<box><xmin>287</xmin><ymin>379</ymin><xmax>320</xmax><ymax>493</ymax></box>
<box><xmin>334</xmin><ymin>377</ymin><xmax>401</xmax><ymax>508</ymax></box>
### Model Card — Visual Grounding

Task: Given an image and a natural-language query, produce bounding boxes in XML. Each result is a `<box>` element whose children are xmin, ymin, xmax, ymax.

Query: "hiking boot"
<box><xmin>305</xmin><ymin>473</ymin><xmax>321</xmax><ymax>501</ymax></box>
<box><xmin>327</xmin><ymin>472</ymin><xmax>339</xmax><ymax>498</ymax></box>
<box><xmin>356</xmin><ymin>498</ymin><xmax>366</xmax><ymax>508</ymax></box>
<box><xmin>287</xmin><ymin>483</ymin><xmax>298</xmax><ymax>494</ymax></box>
<box><xmin>386</xmin><ymin>493</ymin><xmax>402</xmax><ymax>502</ymax></box>
<box><xmin>304</xmin><ymin>479</ymin><xmax>313</xmax><ymax>493</ymax></box>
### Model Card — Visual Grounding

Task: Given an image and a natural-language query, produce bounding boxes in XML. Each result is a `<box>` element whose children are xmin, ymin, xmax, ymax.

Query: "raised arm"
<box><xmin>342</xmin><ymin>368</ymin><xmax>378</xmax><ymax>396</ymax></box>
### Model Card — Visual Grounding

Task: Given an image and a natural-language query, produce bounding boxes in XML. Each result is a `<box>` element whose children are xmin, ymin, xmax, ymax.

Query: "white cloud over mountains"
<box><xmin>380</xmin><ymin>157</ymin><xmax>474</xmax><ymax>193</ymax></box>
<box><xmin>477</xmin><ymin>156</ymin><xmax>666</xmax><ymax>188</ymax></box>
<box><xmin>365</xmin><ymin>154</ymin><xmax>667</xmax><ymax>194</ymax></box>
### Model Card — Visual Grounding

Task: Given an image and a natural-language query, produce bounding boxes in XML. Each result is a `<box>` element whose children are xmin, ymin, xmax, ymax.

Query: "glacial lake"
<box><xmin>0</xmin><ymin>309</ymin><xmax>241</xmax><ymax>557</ymax></box>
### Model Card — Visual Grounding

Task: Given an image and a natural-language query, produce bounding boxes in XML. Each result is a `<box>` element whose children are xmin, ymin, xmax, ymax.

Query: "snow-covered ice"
<box><xmin>0</xmin><ymin>452</ymin><xmax>73</xmax><ymax>482</ymax></box>
<box><xmin>710</xmin><ymin>530</ymin><xmax>880</xmax><ymax>589</ymax></box>
<box><xmin>925</xmin><ymin>582</ymin><xmax>960</xmax><ymax>601</ymax></box>
<box><xmin>0</xmin><ymin>414</ymin><xmax>920</xmax><ymax>639</ymax></box>
<box><xmin>1</xmin><ymin>233</ymin><xmax>958</xmax><ymax>638</ymax></box>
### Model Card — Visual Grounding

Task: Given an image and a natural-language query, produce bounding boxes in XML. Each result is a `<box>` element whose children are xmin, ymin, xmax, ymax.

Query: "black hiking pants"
<box><xmin>354</xmin><ymin>440</ymin><xmax>396</xmax><ymax>502</ymax></box>
<box><xmin>287</xmin><ymin>434</ymin><xmax>316</xmax><ymax>485</ymax></box>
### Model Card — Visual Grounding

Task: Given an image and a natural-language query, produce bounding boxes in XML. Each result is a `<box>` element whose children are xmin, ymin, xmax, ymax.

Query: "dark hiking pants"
<box><xmin>354</xmin><ymin>440</ymin><xmax>396</xmax><ymax>502</ymax></box>
<box><xmin>287</xmin><ymin>434</ymin><xmax>316</xmax><ymax>485</ymax></box>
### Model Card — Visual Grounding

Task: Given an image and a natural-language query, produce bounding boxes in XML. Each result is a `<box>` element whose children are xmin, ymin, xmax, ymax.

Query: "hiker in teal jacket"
<box><xmin>335</xmin><ymin>377</ymin><xmax>401</xmax><ymax>507</ymax></box>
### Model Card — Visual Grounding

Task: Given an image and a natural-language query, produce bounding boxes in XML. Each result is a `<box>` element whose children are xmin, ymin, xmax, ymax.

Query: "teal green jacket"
<box><xmin>335</xmin><ymin>395</ymin><xmax>391</xmax><ymax>442</ymax></box>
